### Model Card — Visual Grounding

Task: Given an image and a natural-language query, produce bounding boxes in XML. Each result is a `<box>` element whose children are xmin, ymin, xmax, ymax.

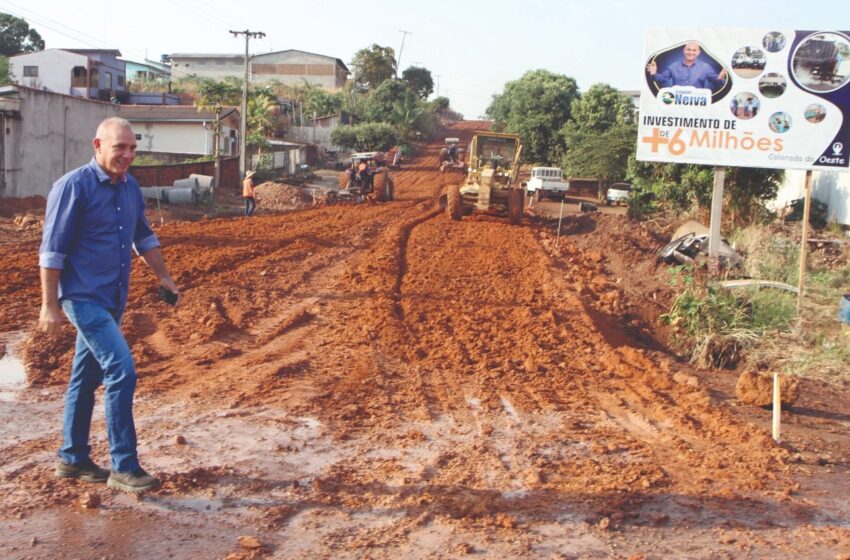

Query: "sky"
<box><xmin>2</xmin><ymin>0</ymin><xmax>848</xmax><ymax>118</ymax></box>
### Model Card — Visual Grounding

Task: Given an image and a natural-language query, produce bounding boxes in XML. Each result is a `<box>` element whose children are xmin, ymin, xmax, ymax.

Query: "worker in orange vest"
<box><xmin>243</xmin><ymin>170</ymin><xmax>256</xmax><ymax>216</ymax></box>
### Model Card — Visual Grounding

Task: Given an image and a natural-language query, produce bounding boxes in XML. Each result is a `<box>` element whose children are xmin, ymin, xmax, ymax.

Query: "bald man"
<box><xmin>39</xmin><ymin>117</ymin><xmax>180</xmax><ymax>493</ymax></box>
<box><xmin>647</xmin><ymin>41</ymin><xmax>729</xmax><ymax>90</ymax></box>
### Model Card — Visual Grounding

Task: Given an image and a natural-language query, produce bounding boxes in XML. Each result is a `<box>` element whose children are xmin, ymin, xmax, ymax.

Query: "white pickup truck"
<box><xmin>524</xmin><ymin>167</ymin><xmax>569</xmax><ymax>201</ymax></box>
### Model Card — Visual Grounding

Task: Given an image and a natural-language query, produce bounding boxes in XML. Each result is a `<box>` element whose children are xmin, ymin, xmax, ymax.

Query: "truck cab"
<box><xmin>525</xmin><ymin>167</ymin><xmax>569</xmax><ymax>201</ymax></box>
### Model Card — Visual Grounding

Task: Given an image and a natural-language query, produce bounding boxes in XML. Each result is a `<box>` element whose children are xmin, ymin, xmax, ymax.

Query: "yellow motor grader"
<box><xmin>444</xmin><ymin>131</ymin><xmax>524</xmax><ymax>224</ymax></box>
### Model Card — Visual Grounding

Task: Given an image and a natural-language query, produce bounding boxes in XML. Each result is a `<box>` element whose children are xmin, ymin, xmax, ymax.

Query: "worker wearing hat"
<box><xmin>243</xmin><ymin>170</ymin><xmax>256</xmax><ymax>216</ymax></box>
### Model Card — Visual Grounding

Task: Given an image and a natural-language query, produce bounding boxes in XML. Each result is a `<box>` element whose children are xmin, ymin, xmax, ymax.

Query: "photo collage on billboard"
<box><xmin>638</xmin><ymin>29</ymin><xmax>850</xmax><ymax>170</ymax></box>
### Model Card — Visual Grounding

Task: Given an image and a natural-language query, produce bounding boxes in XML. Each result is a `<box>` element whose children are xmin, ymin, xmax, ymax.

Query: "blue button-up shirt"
<box><xmin>654</xmin><ymin>60</ymin><xmax>726</xmax><ymax>90</ymax></box>
<box><xmin>39</xmin><ymin>159</ymin><xmax>160</xmax><ymax>311</ymax></box>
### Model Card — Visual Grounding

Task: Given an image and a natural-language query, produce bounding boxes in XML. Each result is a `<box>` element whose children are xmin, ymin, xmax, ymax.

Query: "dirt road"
<box><xmin>1</xmin><ymin>122</ymin><xmax>848</xmax><ymax>559</ymax></box>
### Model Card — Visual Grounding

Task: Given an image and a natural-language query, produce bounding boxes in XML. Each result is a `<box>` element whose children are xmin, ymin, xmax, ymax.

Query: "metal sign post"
<box><xmin>708</xmin><ymin>167</ymin><xmax>726</xmax><ymax>273</ymax></box>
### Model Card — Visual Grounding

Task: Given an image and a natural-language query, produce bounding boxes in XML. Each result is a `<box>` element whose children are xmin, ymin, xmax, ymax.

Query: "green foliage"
<box><xmin>194</xmin><ymin>78</ymin><xmax>242</xmax><ymax>109</ymax></box>
<box><xmin>429</xmin><ymin>96</ymin><xmax>450</xmax><ymax>112</ymax></box>
<box><xmin>562</xmin><ymin>123</ymin><xmax>636</xmax><ymax>182</ymax></box>
<box><xmin>560</xmin><ymin>84</ymin><xmax>636</xmax><ymax>183</ymax></box>
<box><xmin>486</xmin><ymin>69</ymin><xmax>579</xmax><ymax>163</ymax></box>
<box><xmin>568</xmin><ymin>83</ymin><xmax>635</xmax><ymax>132</ymax></box>
<box><xmin>427</xmin><ymin>96</ymin><xmax>462</xmax><ymax>121</ymax></box>
<box><xmin>0</xmin><ymin>55</ymin><xmax>9</xmax><ymax>86</ymax></box>
<box><xmin>362</xmin><ymin>79</ymin><xmax>417</xmax><ymax>124</ymax></box>
<box><xmin>0</xmin><ymin>13</ymin><xmax>44</xmax><ymax>56</ymax></box>
<box><xmin>401</xmin><ymin>66</ymin><xmax>433</xmax><ymax>99</ymax></box>
<box><xmin>628</xmin><ymin>157</ymin><xmax>783</xmax><ymax>220</ymax></box>
<box><xmin>661</xmin><ymin>265</ymin><xmax>795</xmax><ymax>367</ymax></box>
<box><xmin>785</xmin><ymin>197</ymin><xmax>829</xmax><ymax>228</ymax></box>
<box><xmin>391</xmin><ymin>96</ymin><xmax>425</xmax><ymax>139</ymax></box>
<box><xmin>628</xmin><ymin>159</ymin><xmax>714</xmax><ymax>212</ymax></box>
<box><xmin>330</xmin><ymin>123</ymin><xmax>397</xmax><ymax>152</ymax></box>
<box><xmin>355</xmin><ymin>123</ymin><xmax>397</xmax><ymax>151</ymax></box>
<box><xmin>246</xmin><ymin>91</ymin><xmax>276</xmax><ymax>150</ymax></box>
<box><xmin>731</xmin><ymin>224</ymin><xmax>800</xmax><ymax>284</ymax></box>
<box><xmin>330</xmin><ymin>126</ymin><xmax>357</xmax><ymax>150</ymax></box>
<box><xmin>626</xmin><ymin>181</ymin><xmax>659</xmax><ymax>219</ymax></box>
<box><xmin>351</xmin><ymin>44</ymin><xmax>396</xmax><ymax>90</ymax></box>
<box><xmin>304</xmin><ymin>88</ymin><xmax>343</xmax><ymax>118</ymax></box>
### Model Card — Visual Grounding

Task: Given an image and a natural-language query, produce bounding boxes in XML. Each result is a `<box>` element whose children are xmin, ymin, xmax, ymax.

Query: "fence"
<box><xmin>130</xmin><ymin>156</ymin><xmax>240</xmax><ymax>188</ymax></box>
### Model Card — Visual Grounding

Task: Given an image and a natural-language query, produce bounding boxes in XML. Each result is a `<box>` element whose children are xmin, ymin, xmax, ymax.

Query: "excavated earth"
<box><xmin>1</xmin><ymin>121</ymin><xmax>849</xmax><ymax>559</ymax></box>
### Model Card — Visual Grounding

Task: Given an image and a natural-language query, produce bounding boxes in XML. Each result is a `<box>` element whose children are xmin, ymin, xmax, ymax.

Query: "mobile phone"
<box><xmin>158</xmin><ymin>286</ymin><xmax>178</xmax><ymax>305</ymax></box>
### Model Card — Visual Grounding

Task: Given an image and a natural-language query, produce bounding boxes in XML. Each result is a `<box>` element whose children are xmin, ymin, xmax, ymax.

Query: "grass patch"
<box><xmin>662</xmin><ymin>265</ymin><xmax>796</xmax><ymax>368</ymax></box>
<box><xmin>667</xmin><ymin>223</ymin><xmax>849</xmax><ymax>382</ymax></box>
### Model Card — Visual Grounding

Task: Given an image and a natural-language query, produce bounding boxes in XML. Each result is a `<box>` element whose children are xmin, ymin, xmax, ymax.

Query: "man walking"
<box><xmin>39</xmin><ymin>117</ymin><xmax>181</xmax><ymax>493</ymax></box>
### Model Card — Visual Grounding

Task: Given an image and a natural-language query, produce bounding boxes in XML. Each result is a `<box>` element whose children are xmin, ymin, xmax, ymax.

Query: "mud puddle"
<box><xmin>0</xmin><ymin>332</ymin><xmax>27</xmax><ymax>401</ymax></box>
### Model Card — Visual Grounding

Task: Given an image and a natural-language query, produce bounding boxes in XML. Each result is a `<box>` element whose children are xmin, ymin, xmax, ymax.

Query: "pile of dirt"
<box><xmin>0</xmin><ymin>195</ymin><xmax>45</xmax><ymax>218</ymax></box>
<box><xmin>736</xmin><ymin>370</ymin><xmax>801</xmax><ymax>406</ymax></box>
<box><xmin>252</xmin><ymin>181</ymin><xmax>316</xmax><ymax>212</ymax></box>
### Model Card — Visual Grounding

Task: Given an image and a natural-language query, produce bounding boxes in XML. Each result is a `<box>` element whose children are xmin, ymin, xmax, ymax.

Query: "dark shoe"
<box><xmin>55</xmin><ymin>459</ymin><xmax>110</xmax><ymax>483</ymax></box>
<box><xmin>107</xmin><ymin>468</ymin><xmax>161</xmax><ymax>493</ymax></box>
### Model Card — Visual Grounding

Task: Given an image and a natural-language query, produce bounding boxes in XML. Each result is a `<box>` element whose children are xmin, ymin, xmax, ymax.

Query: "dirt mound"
<box><xmin>252</xmin><ymin>181</ymin><xmax>315</xmax><ymax>212</ymax></box>
<box><xmin>736</xmin><ymin>370</ymin><xmax>801</xmax><ymax>406</ymax></box>
<box><xmin>0</xmin><ymin>195</ymin><xmax>45</xmax><ymax>218</ymax></box>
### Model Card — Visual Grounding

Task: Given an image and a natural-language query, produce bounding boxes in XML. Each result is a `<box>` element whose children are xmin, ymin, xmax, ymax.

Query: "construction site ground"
<box><xmin>1</xmin><ymin>121</ymin><xmax>849</xmax><ymax>560</ymax></box>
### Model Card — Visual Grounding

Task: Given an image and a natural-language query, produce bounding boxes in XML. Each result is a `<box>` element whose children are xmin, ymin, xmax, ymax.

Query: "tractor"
<box><xmin>444</xmin><ymin>132</ymin><xmax>524</xmax><ymax>224</ymax></box>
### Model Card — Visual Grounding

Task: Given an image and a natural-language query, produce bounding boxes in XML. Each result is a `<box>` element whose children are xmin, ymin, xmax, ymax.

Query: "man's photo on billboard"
<box><xmin>645</xmin><ymin>41</ymin><xmax>731</xmax><ymax>101</ymax></box>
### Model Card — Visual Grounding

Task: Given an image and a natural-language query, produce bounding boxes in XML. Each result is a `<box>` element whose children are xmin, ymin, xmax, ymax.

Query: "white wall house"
<box><xmin>9</xmin><ymin>49</ymin><xmax>127</xmax><ymax>101</ymax></box>
<box><xmin>770</xmin><ymin>169</ymin><xmax>850</xmax><ymax>226</ymax></box>
<box><xmin>118</xmin><ymin>105</ymin><xmax>240</xmax><ymax>156</ymax></box>
<box><xmin>0</xmin><ymin>85</ymin><xmax>119</xmax><ymax>198</ymax></box>
<box><xmin>170</xmin><ymin>49</ymin><xmax>349</xmax><ymax>89</ymax></box>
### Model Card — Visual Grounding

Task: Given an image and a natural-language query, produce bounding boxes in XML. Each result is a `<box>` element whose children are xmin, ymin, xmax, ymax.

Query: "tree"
<box><xmin>486</xmin><ymin>69</ymin><xmax>579</xmax><ymax>163</ymax></box>
<box><xmin>391</xmin><ymin>97</ymin><xmax>426</xmax><ymax>139</ymax></box>
<box><xmin>401</xmin><ymin>66</ymin><xmax>433</xmax><ymax>99</ymax></box>
<box><xmin>562</xmin><ymin>123</ymin><xmax>636</xmax><ymax>185</ymax></box>
<box><xmin>246</xmin><ymin>91</ymin><xmax>276</xmax><ymax>151</ymax></box>
<box><xmin>561</xmin><ymin>84</ymin><xmax>637</xmax><ymax>184</ymax></box>
<box><xmin>0</xmin><ymin>13</ymin><xmax>45</xmax><ymax>56</ymax></box>
<box><xmin>351</xmin><ymin>44</ymin><xmax>396</xmax><ymax>90</ymax></box>
<box><xmin>0</xmin><ymin>56</ymin><xmax>10</xmax><ymax>86</ymax></box>
<box><xmin>304</xmin><ymin>88</ymin><xmax>343</xmax><ymax>119</ymax></box>
<box><xmin>362</xmin><ymin>79</ymin><xmax>417</xmax><ymax>124</ymax></box>
<box><xmin>568</xmin><ymin>83</ymin><xmax>635</xmax><ymax>132</ymax></box>
<box><xmin>330</xmin><ymin>123</ymin><xmax>396</xmax><ymax>151</ymax></box>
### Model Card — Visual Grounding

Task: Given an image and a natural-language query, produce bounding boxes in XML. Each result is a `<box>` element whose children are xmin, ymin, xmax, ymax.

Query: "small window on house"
<box><xmin>23</xmin><ymin>66</ymin><xmax>39</xmax><ymax>77</ymax></box>
<box><xmin>135</xmin><ymin>134</ymin><xmax>142</xmax><ymax>140</ymax></box>
<box><xmin>105</xmin><ymin>72</ymin><xmax>113</xmax><ymax>89</ymax></box>
<box><xmin>118</xmin><ymin>75</ymin><xmax>125</xmax><ymax>87</ymax></box>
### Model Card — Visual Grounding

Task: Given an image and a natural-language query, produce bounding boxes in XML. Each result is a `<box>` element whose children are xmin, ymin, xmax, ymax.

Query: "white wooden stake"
<box><xmin>772</xmin><ymin>372</ymin><xmax>781</xmax><ymax>443</ymax></box>
<box><xmin>555</xmin><ymin>197</ymin><xmax>565</xmax><ymax>249</ymax></box>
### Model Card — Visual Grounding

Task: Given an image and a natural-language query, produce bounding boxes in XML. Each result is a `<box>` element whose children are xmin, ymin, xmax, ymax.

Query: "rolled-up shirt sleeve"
<box><xmin>39</xmin><ymin>179</ymin><xmax>80</xmax><ymax>269</ymax></box>
<box><xmin>132</xmin><ymin>190</ymin><xmax>160</xmax><ymax>255</ymax></box>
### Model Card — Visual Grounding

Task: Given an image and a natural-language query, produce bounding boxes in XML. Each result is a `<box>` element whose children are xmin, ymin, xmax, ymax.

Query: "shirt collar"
<box><xmin>88</xmin><ymin>158</ymin><xmax>127</xmax><ymax>185</ymax></box>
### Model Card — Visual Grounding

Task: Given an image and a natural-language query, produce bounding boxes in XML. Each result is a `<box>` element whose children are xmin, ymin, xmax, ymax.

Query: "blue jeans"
<box><xmin>244</xmin><ymin>197</ymin><xmax>255</xmax><ymax>216</ymax></box>
<box><xmin>60</xmin><ymin>300</ymin><xmax>139</xmax><ymax>473</ymax></box>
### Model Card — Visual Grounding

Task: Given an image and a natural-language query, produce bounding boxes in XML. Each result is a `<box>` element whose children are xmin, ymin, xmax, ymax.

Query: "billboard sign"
<box><xmin>637</xmin><ymin>29</ymin><xmax>850</xmax><ymax>170</ymax></box>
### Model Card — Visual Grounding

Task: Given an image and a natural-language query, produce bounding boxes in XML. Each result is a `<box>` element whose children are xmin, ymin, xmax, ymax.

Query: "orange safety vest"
<box><xmin>242</xmin><ymin>177</ymin><xmax>255</xmax><ymax>198</ymax></box>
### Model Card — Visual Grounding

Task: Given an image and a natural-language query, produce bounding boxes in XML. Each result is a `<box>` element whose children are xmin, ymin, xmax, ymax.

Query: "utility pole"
<box><xmin>435</xmin><ymin>74</ymin><xmax>441</xmax><ymax>96</ymax></box>
<box><xmin>396</xmin><ymin>30</ymin><xmax>412</xmax><ymax>78</ymax></box>
<box><xmin>230</xmin><ymin>29</ymin><xmax>266</xmax><ymax>177</ymax></box>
